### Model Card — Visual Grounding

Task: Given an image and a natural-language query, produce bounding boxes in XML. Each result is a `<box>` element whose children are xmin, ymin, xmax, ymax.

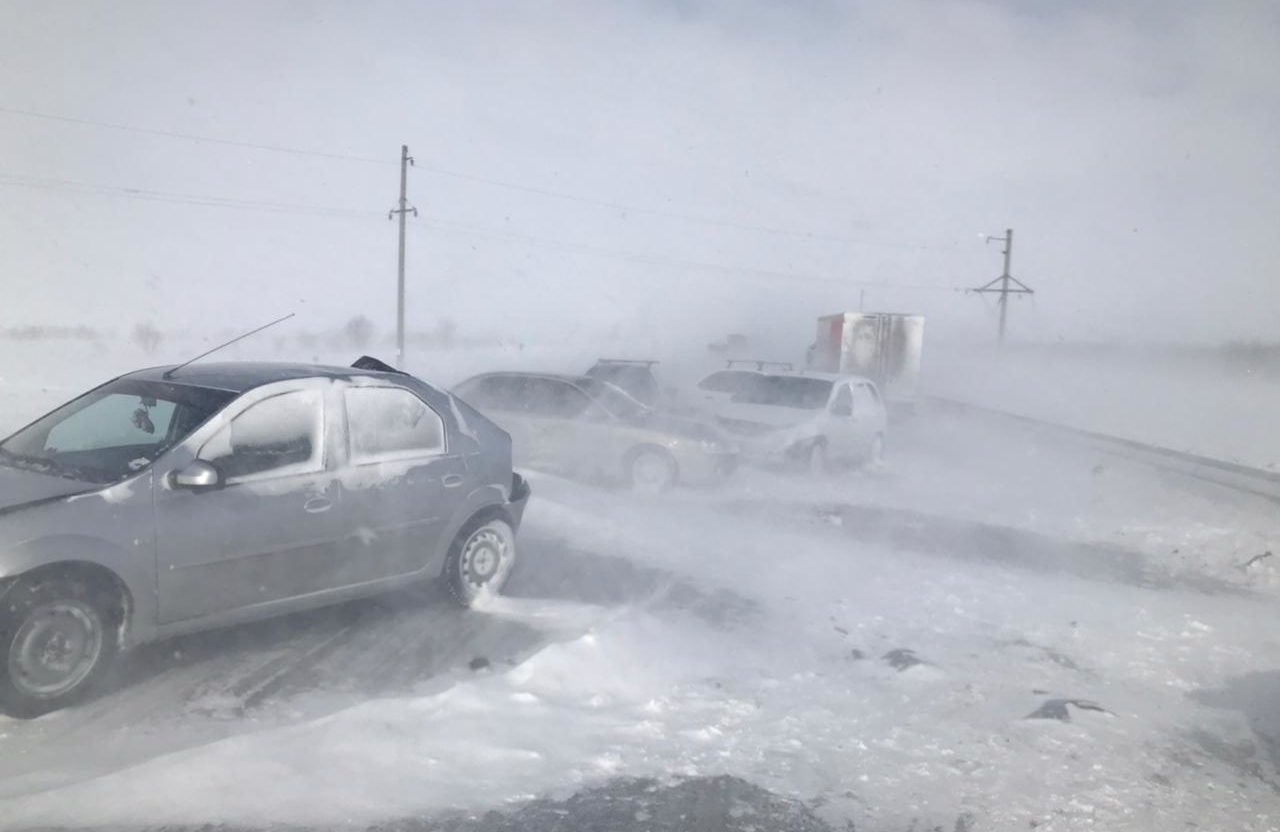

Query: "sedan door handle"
<box><xmin>442</xmin><ymin>474</ymin><xmax>464</xmax><ymax>488</ymax></box>
<box><xmin>304</xmin><ymin>496</ymin><xmax>333</xmax><ymax>513</ymax></box>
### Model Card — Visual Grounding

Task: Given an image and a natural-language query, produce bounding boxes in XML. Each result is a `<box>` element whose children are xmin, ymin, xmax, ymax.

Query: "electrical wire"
<box><xmin>410</xmin><ymin>161</ymin><xmax>935</xmax><ymax>251</ymax></box>
<box><xmin>412</xmin><ymin>216</ymin><xmax>966</xmax><ymax>292</ymax></box>
<box><xmin>0</xmin><ymin>168</ymin><xmax>967</xmax><ymax>292</ymax></box>
<box><xmin>2</xmin><ymin>104</ymin><xmax>941</xmax><ymax>251</ymax></box>
<box><xmin>0</xmin><ymin>105</ymin><xmax>394</xmax><ymax>166</ymax></box>
<box><xmin>0</xmin><ymin>172</ymin><xmax>384</xmax><ymax>219</ymax></box>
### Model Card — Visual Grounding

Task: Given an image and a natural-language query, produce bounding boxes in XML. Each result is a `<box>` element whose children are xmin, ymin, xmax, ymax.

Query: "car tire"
<box><xmin>443</xmin><ymin>517</ymin><xmax>517</xmax><ymax>608</ymax></box>
<box><xmin>627</xmin><ymin>447</ymin><xmax>677</xmax><ymax>494</ymax></box>
<box><xmin>0</xmin><ymin>575</ymin><xmax>119</xmax><ymax>719</ymax></box>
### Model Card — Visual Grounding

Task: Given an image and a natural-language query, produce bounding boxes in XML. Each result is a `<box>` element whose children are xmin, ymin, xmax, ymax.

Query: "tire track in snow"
<box><xmin>0</xmin><ymin>534</ymin><xmax>747</xmax><ymax>801</ymax></box>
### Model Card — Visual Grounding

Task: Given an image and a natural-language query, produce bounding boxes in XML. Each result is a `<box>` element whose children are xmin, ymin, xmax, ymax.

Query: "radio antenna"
<box><xmin>163</xmin><ymin>313</ymin><xmax>296</xmax><ymax>379</ymax></box>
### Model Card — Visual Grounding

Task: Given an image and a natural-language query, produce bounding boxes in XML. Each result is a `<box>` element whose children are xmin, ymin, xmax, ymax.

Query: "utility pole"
<box><xmin>388</xmin><ymin>144</ymin><xmax>417</xmax><ymax>367</ymax></box>
<box><xmin>971</xmin><ymin>228</ymin><xmax>1033</xmax><ymax>344</ymax></box>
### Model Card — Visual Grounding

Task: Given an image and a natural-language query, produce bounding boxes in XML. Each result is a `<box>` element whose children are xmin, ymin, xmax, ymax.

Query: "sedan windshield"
<box><xmin>0</xmin><ymin>379</ymin><xmax>234</xmax><ymax>484</ymax></box>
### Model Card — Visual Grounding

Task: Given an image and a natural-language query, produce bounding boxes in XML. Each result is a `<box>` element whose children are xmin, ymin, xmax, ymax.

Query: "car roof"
<box><xmin>466</xmin><ymin>371</ymin><xmax>593</xmax><ymax>386</ymax></box>
<box><xmin>700</xmin><ymin>367</ymin><xmax>873</xmax><ymax>385</ymax></box>
<box><xmin>590</xmin><ymin>358</ymin><xmax>658</xmax><ymax>367</ymax></box>
<box><xmin>757</xmin><ymin>368</ymin><xmax>870</xmax><ymax>384</ymax></box>
<box><xmin>122</xmin><ymin>362</ymin><xmax>402</xmax><ymax>394</ymax></box>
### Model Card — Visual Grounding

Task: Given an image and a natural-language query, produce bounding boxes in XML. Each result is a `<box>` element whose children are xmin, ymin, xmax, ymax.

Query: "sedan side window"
<box><xmin>830</xmin><ymin>385</ymin><xmax>854</xmax><ymax>417</ymax></box>
<box><xmin>199</xmin><ymin>390</ymin><xmax>324</xmax><ymax>482</ymax></box>
<box><xmin>698</xmin><ymin>370</ymin><xmax>756</xmax><ymax>395</ymax></box>
<box><xmin>459</xmin><ymin>376</ymin><xmax>517</xmax><ymax>411</ymax></box>
<box><xmin>526</xmin><ymin>380</ymin><xmax>592</xmax><ymax>419</ymax></box>
<box><xmin>853</xmin><ymin>384</ymin><xmax>880</xmax><ymax>413</ymax></box>
<box><xmin>345</xmin><ymin>387</ymin><xmax>445</xmax><ymax>463</ymax></box>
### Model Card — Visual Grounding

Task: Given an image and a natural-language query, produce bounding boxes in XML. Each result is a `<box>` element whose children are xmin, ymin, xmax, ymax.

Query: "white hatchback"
<box><xmin>695</xmin><ymin>370</ymin><xmax>887</xmax><ymax>472</ymax></box>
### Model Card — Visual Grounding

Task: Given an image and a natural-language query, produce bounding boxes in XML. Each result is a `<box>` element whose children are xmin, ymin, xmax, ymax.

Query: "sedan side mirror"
<box><xmin>171</xmin><ymin>460</ymin><xmax>222</xmax><ymax>489</ymax></box>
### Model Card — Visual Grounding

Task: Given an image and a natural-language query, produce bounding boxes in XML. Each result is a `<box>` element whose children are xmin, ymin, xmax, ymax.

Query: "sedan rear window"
<box><xmin>697</xmin><ymin>370</ymin><xmax>758</xmax><ymax>394</ymax></box>
<box><xmin>345</xmin><ymin>387</ymin><xmax>445</xmax><ymax>462</ymax></box>
<box><xmin>731</xmin><ymin>376</ymin><xmax>833</xmax><ymax>409</ymax></box>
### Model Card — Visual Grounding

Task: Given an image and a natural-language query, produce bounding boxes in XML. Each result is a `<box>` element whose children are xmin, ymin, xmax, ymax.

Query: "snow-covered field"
<box><xmin>2</xmin><ymin>339</ymin><xmax>1280</xmax><ymax>830</ymax></box>
<box><xmin>923</xmin><ymin>343</ymin><xmax>1280</xmax><ymax>470</ymax></box>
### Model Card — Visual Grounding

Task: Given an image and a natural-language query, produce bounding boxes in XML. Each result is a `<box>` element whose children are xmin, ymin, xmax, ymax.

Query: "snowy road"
<box><xmin>3</xmin><ymin>406</ymin><xmax>1280</xmax><ymax>830</ymax></box>
<box><xmin>0</xmin><ymin>538</ymin><xmax>735</xmax><ymax>801</ymax></box>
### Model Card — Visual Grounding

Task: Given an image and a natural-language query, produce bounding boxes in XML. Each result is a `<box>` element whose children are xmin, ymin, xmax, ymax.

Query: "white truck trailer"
<box><xmin>808</xmin><ymin>312</ymin><xmax>925</xmax><ymax>405</ymax></box>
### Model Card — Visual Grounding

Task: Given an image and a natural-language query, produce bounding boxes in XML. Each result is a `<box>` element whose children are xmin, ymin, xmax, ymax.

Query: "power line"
<box><xmin>411</xmin><ymin>216</ymin><xmax>966</xmax><ymax>293</ymax></box>
<box><xmin>2</xmin><ymin>104</ymin><xmax>940</xmax><ymax>251</ymax></box>
<box><xmin>411</xmin><ymin>162</ymin><xmax>936</xmax><ymax>251</ymax></box>
<box><xmin>0</xmin><ymin>105</ymin><xmax>394</xmax><ymax>166</ymax></box>
<box><xmin>0</xmin><ymin>172</ymin><xmax>384</xmax><ymax>219</ymax></box>
<box><xmin>0</xmin><ymin>166</ymin><xmax>967</xmax><ymax>294</ymax></box>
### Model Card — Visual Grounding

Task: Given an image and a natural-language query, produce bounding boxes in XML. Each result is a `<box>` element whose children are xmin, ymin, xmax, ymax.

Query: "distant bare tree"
<box><xmin>344</xmin><ymin>315</ymin><xmax>375</xmax><ymax>349</ymax></box>
<box><xmin>131</xmin><ymin>322</ymin><xmax>163</xmax><ymax>354</ymax></box>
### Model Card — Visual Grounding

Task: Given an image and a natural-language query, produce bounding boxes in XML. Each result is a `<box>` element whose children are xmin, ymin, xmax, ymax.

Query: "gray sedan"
<box><xmin>0</xmin><ymin>360</ymin><xmax>529</xmax><ymax>717</ymax></box>
<box><xmin>454</xmin><ymin>372</ymin><xmax>738</xmax><ymax>492</ymax></box>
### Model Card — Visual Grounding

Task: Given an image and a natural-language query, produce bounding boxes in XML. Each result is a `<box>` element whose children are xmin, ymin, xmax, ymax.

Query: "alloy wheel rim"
<box><xmin>461</xmin><ymin>528</ymin><xmax>510</xmax><ymax>590</ymax></box>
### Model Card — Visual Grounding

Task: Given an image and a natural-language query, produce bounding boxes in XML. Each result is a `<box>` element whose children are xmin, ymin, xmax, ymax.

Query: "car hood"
<box><xmin>0</xmin><ymin>464</ymin><xmax>97</xmax><ymax>517</ymax></box>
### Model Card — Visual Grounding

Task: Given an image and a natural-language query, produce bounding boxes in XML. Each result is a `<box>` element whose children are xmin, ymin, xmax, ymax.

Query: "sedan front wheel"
<box><xmin>0</xmin><ymin>576</ymin><xmax>118</xmax><ymax>719</ymax></box>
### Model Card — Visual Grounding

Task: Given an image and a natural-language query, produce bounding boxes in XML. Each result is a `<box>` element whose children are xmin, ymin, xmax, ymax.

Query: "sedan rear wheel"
<box><xmin>0</xmin><ymin>576</ymin><xmax>118</xmax><ymax>718</ymax></box>
<box><xmin>444</xmin><ymin>518</ymin><xmax>517</xmax><ymax>607</ymax></box>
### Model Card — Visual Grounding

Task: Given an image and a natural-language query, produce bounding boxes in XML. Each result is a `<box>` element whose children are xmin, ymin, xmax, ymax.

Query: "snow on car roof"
<box><xmin>123</xmin><ymin>362</ymin><xmax>399</xmax><ymax>393</ymax></box>
<box><xmin>465</xmin><ymin>370</ymin><xmax>593</xmax><ymax>385</ymax></box>
<box><xmin>771</xmin><ymin>369</ymin><xmax>876</xmax><ymax>385</ymax></box>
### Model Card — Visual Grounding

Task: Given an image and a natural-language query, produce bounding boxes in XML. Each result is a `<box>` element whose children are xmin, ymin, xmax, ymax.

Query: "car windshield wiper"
<box><xmin>0</xmin><ymin>447</ymin><xmax>108</xmax><ymax>482</ymax></box>
<box><xmin>0</xmin><ymin>446</ymin><xmax>57</xmax><ymax>474</ymax></box>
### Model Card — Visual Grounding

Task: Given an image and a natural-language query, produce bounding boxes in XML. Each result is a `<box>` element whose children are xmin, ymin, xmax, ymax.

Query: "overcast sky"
<box><xmin>1</xmin><ymin>0</ymin><xmax>1276</xmax><ymax>349</ymax></box>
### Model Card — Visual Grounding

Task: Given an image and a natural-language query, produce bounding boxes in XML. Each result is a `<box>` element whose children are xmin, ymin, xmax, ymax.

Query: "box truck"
<box><xmin>808</xmin><ymin>312</ymin><xmax>925</xmax><ymax>403</ymax></box>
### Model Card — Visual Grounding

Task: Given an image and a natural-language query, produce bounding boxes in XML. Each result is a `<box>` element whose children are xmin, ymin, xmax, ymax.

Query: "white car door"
<box><xmin>824</xmin><ymin>383</ymin><xmax>862</xmax><ymax>462</ymax></box>
<box><xmin>852</xmin><ymin>382</ymin><xmax>887</xmax><ymax>452</ymax></box>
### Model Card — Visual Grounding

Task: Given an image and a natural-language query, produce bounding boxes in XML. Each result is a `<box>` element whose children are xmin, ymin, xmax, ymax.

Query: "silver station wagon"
<box><xmin>0</xmin><ymin>359</ymin><xmax>530</xmax><ymax>717</ymax></box>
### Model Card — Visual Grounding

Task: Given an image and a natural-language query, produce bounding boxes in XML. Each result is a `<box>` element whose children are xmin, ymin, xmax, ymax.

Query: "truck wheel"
<box><xmin>0</xmin><ymin>575</ymin><xmax>119</xmax><ymax>719</ymax></box>
<box><xmin>443</xmin><ymin>518</ymin><xmax>516</xmax><ymax>607</ymax></box>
